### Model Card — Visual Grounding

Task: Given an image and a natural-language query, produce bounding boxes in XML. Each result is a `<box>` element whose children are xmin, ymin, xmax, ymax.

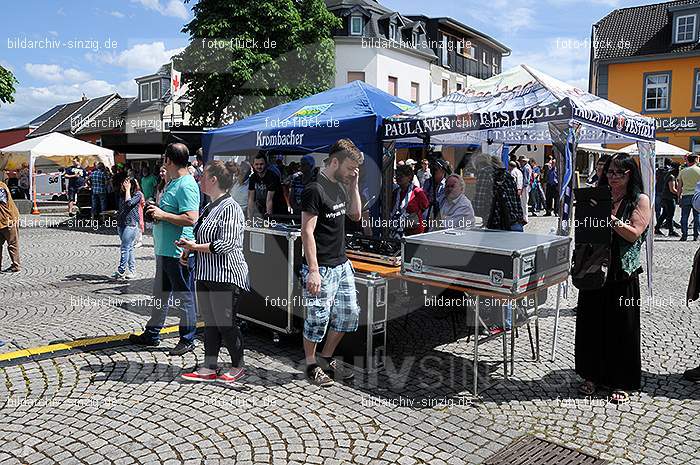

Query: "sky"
<box><xmin>0</xmin><ymin>0</ymin><xmax>665</xmax><ymax>129</ymax></box>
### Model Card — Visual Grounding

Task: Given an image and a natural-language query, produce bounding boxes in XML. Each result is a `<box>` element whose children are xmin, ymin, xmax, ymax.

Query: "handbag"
<box><xmin>571</xmin><ymin>242</ymin><xmax>610</xmax><ymax>290</ymax></box>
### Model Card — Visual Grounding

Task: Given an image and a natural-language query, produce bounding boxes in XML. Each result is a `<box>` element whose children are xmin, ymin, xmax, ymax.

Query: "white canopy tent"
<box><xmin>0</xmin><ymin>132</ymin><xmax>114</xmax><ymax>200</ymax></box>
<box><xmin>382</xmin><ymin>64</ymin><xmax>656</xmax><ymax>258</ymax></box>
<box><xmin>382</xmin><ymin>65</ymin><xmax>657</xmax><ymax>360</ymax></box>
<box><xmin>620</xmin><ymin>140</ymin><xmax>690</xmax><ymax>157</ymax></box>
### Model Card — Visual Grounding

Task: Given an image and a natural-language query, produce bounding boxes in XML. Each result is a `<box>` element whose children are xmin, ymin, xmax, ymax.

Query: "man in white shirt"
<box><xmin>518</xmin><ymin>156</ymin><xmax>531</xmax><ymax>222</ymax></box>
<box><xmin>438</xmin><ymin>174</ymin><xmax>475</xmax><ymax>230</ymax></box>
<box><xmin>509</xmin><ymin>161</ymin><xmax>524</xmax><ymax>197</ymax></box>
<box><xmin>416</xmin><ymin>159</ymin><xmax>431</xmax><ymax>188</ymax></box>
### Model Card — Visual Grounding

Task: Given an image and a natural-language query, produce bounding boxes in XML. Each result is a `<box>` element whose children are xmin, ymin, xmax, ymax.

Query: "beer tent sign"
<box><xmin>382</xmin><ymin>64</ymin><xmax>655</xmax><ymax>145</ymax></box>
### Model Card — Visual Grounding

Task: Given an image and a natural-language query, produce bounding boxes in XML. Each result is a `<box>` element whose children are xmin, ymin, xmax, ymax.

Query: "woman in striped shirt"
<box><xmin>176</xmin><ymin>160</ymin><xmax>250</xmax><ymax>384</ymax></box>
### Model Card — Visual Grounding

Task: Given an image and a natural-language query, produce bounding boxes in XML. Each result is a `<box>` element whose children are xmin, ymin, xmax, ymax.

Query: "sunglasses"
<box><xmin>607</xmin><ymin>169</ymin><xmax>629</xmax><ymax>178</ymax></box>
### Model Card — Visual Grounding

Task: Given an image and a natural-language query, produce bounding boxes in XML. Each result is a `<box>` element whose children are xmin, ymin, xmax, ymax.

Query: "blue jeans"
<box><xmin>117</xmin><ymin>225</ymin><xmax>138</xmax><ymax>274</ymax></box>
<box><xmin>92</xmin><ymin>193</ymin><xmax>107</xmax><ymax>218</ymax></box>
<box><xmin>144</xmin><ymin>255</ymin><xmax>197</xmax><ymax>344</ymax></box>
<box><xmin>680</xmin><ymin>195</ymin><xmax>699</xmax><ymax>239</ymax></box>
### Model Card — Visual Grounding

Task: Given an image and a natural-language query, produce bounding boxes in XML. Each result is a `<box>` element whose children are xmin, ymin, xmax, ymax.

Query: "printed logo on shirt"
<box><xmin>325</xmin><ymin>201</ymin><xmax>346</xmax><ymax>219</ymax></box>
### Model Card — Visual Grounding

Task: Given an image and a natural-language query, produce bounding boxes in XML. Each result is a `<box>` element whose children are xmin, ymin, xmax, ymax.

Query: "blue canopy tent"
<box><xmin>202</xmin><ymin>81</ymin><xmax>413</xmax><ymax>215</ymax></box>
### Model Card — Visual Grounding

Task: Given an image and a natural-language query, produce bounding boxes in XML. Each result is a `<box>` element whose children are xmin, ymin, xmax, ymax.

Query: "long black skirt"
<box><xmin>575</xmin><ymin>274</ymin><xmax>642</xmax><ymax>391</ymax></box>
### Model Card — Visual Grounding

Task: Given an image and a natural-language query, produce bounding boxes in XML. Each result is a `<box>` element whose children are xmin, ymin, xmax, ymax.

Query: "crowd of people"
<box><xmin>115</xmin><ymin>140</ymin><xmax>365</xmax><ymax>386</ymax></box>
<box><xmin>653</xmin><ymin>154</ymin><xmax>700</xmax><ymax>241</ymax></box>
<box><xmin>4</xmin><ymin>139</ymin><xmax>700</xmax><ymax>392</ymax></box>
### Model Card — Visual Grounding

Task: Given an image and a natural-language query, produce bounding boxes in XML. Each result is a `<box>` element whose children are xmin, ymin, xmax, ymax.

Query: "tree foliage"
<box><xmin>0</xmin><ymin>66</ymin><xmax>18</xmax><ymax>106</ymax></box>
<box><xmin>179</xmin><ymin>0</ymin><xmax>341</xmax><ymax>126</ymax></box>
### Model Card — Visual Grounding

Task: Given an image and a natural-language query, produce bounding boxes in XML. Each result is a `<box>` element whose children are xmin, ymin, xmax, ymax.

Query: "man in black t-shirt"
<box><xmin>247</xmin><ymin>154</ymin><xmax>287</xmax><ymax>220</ymax></box>
<box><xmin>300</xmin><ymin>139</ymin><xmax>363</xmax><ymax>386</ymax></box>
<box><xmin>64</xmin><ymin>156</ymin><xmax>86</xmax><ymax>216</ymax></box>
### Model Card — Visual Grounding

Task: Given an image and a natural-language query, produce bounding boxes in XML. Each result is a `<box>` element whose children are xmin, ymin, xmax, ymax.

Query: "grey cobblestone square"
<box><xmin>0</xmin><ymin>217</ymin><xmax>698</xmax><ymax>464</ymax></box>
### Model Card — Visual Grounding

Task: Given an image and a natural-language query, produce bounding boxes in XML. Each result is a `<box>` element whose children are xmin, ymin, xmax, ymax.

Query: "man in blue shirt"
<box><xmin>90</xmin><ymin>163</ymin><xmax>108</xmax><ymax>220</ymax></box>
<box><xmin>545</xmin><ymin>159</ymin><xmax>559</xmax><ymax>216</ymax></box>
<box><xmin>129</xmin><ymin>143</ymin><xmax>200</xmax><ymax>356</ymax></box>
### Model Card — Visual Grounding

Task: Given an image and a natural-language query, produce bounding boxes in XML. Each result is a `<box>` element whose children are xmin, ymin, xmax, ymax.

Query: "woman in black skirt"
<box><xmin>576</xmin><ymin>153</ymin><xmax>651</xmax><ymax>403</ymax></box>
<box><xmin>177</xmin><ymin>160</ymin><xmax>250</xmax><ymax>384</ymax></box>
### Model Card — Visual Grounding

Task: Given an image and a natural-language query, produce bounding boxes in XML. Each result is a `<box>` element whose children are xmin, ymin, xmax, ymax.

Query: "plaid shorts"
<box><xmin>301</xmin><ymin>260</ymin><xmax>359</xmax><ymax>343</ymax></box>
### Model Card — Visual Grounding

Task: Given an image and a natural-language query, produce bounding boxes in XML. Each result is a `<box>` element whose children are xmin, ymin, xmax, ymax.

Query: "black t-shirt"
<box><xmin>302</xmin><ymin>172</ymin><xmax>348</xmax><ymax>267</ymax></box>
<box><xmin>248</xmin><ymin>170</ymin><xmax>286</xmax><ymax>215</ymax></box>
<box><xmin>65</xmin><ymin>167</ymin><xmax>85</xmax><ymax>189</ymax></box>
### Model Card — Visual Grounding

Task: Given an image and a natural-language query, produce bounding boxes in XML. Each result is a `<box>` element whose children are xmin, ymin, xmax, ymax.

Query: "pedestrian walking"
<box><xmin>655</xmin><ymin>162</ymin><xmax>679</xmax><ymax>237</ymax></box>
<box><xmin>677</xmin><ymin>155</ymin><xmax>700</xmax><ymax>241</ymax></box>
<box><xmin>544</xmin><ymin>158</ymin><xmax>559</xmax><ymax>216</ymax></box>
<box><xmin>90</xmin><ymin>163</ymin><xmax>108</xmax><ymax>220</ymax></box>
<box><xmin>0</xmin><ymin>179</ymin><xmax>20</xmax><ymax>273</ymax></box>
<box><xmin>112</xmin><ymin>177</ymin><xmax>143</xmax><ymax>279</ymax></box>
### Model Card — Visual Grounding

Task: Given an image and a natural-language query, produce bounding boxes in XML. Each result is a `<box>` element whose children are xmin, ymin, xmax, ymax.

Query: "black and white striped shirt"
<box><xmin>194</xmin><ymin>194</ymin><xmax>250</xmax><ymax>290</ymax></box>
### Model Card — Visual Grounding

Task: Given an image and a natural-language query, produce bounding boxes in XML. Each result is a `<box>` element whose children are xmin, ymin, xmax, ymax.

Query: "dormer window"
<box><xmin>140</xmin><ymin>83</ymin><xmax>150</xmax><ymax>103</ymax></box>
<box><xmin>412</xmin><ymin>31</ymin><xmax>419</xmax><ymax>46</ymax></box>
<box><xmin>350</xmin><ymin>15</ymin><xmax>363</xmax><ymax>36</ymax></box>
<box><xmin>140</xmin><ymin>80</ymin><xmax>161</xmax><ymax>103</ymax></box>
<box><xmin>151</xmin><ymin>81</ymin><xmax>160</xmax><ymax>101</ymax></box>
<box><xmin>389</xmin><ymin>23</ymin><xmax>396</xmax><ymax>41</ymax></box>
<box><xmin>676</xmin><ymin>14</ymin><xmax>696</xmax><ymax>43</ymax></box>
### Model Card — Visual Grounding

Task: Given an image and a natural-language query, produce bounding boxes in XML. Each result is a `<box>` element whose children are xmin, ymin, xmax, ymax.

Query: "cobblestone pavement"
<box><xmin>0</xmin><ymin>215</ymin><xmax>699</xmax><ymax>465</ymax></box>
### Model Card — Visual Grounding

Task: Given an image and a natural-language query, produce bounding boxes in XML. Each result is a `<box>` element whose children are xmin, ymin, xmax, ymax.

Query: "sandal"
<box><xmin>578</xmin><ymin>380</ymin><xmax>596</xmax><ymax>396</ymax></box>
<box><xmin>610</xmin><ymin>390</ymin><xmax>629</xmax><ymax>404</ymax></box>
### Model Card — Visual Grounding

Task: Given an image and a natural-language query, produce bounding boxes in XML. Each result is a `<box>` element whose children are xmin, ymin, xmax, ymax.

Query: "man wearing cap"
<box><xmin>518</xmin><ymin>156</ymin><xmax>532</xmax><ymax>222</ymax></box>
<box><xmin>289</xmin><ymin>155</ymin><xmax>316</xmax><ymax>214</ymax></box>
<box><xmin>0</xmin><ymin>178</ymin><xmax>20</xmax><ymax>273</ymax></box>
<box><xmin>405</xmin><ymin>159</ymin><xmax>420</xmax><ymax>187</ymax></box>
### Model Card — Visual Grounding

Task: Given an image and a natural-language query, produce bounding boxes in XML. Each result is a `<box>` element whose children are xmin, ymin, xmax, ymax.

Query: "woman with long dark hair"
<box><xmin>177</xmin><ymin>160</ymin><xmax>250</xmax><ymax>384</ymax></box>
<box><xmin>112</xmin><ymin>177</ymin><xmax>143</xmax><ymax>279</ymax></box>
<box><xmin>575</xmin><ymin>153</ymin><xmax>651</xmax><ymax>403</ymax></box>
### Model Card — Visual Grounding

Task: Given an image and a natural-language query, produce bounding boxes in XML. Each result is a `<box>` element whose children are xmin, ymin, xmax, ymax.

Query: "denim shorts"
<box><xmin>300</xmin><ymin>260</ymin><xmax>359</xmax><ymax>343</ymax></box>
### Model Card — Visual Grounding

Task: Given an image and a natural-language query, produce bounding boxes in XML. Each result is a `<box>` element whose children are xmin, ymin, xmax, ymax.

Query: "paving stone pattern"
<box><xmin>0</xmin><ymin>215</ymin><xmax>699</xmax><ymax>464</ymax></box>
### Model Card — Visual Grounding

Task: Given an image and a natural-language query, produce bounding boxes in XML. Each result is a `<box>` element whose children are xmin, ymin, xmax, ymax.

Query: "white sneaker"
<box><xmin>124</xmin><ymin>271</ymin><xmax>135</xmax><ymax>279</ymax></box>
<box><xmin>111</xmin><ymin>271</ymin><xmax>125</xmax><ymax>280</ymax></box>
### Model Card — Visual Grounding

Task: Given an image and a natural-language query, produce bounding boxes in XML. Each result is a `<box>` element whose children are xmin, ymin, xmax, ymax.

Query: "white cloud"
<box><xmin>98</xmin><ymin>41</ymin><xmax>184</xmax><ymax>73</ymax></box>
<box><xmin>467</xmin><ymin>0</ymin><xmax>536</xmax><ymax>33</ymax></box>
<box><xmin>63</xmin><ymin>68</ymin><xmax>92</xmax><ymax>82</ymax></box>
<box><xmin>25</xmin><ymin>64</ymin><xmax>63</xmax><ymax>82</ymax></box>
<box><xmin>25</xmin><ymin>63</ymin><xmax>91</xmax><ymax>83</ymax></box>
<box><xmin>131</xmin><ymin>0</ymin><xmax>189</xmax><ymax>19</ymax></box>
<box><xmin>110</xmin><ymin>11</ymin><xmax>126</xmax><ymax>18</ymax></box>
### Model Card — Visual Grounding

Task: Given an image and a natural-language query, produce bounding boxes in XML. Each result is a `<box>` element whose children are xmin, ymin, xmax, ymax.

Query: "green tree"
<box><xmin>179</xmin><ymin>0</ymin><xmax>341</xmax><ymax>126</ymax></box>
<box><xmin>0</xmin><ymin>66</ymin><xmax>18</xmax><ymax>106</ymax></box>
